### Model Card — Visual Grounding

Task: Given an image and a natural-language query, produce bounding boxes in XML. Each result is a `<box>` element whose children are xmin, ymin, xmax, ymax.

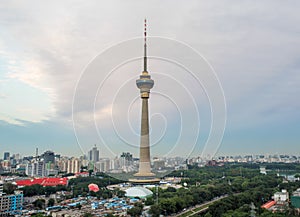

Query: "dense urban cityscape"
<box><xmin>1</xmin><ymin>148</ymin><xmax>300</xmax><ymax>216</ymax></box>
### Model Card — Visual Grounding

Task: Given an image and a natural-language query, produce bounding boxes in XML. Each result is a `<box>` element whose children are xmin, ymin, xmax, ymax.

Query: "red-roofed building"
<box><xmin>15</xmin><ymin>177</ymin><xmax>68</xmax><ymax>187</ymax></box>
<box><xmin>261</xmin><ymin>200</ymin><xmax>276</xmax><ymax>209</ymax></box>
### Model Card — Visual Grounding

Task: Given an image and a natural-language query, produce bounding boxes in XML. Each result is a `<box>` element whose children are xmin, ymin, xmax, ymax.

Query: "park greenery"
<box><xmin>148</xmin><ymin>163</ymin><xmax>300</xmax><ymax>216</ymax></box>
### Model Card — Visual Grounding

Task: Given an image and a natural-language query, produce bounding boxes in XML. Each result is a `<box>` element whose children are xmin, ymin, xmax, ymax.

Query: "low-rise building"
<box><xmin>15</xmin><ymin>177</ymin><xmax>68</xmax><ymax>187</ymax></box>
<box><xmin>261</xmin><ymin>200</ymin><xmax>276</xmax><ymax>210</ymax></box>
<box><xmin>0</xmin><ymin>188</ymin><xmax>23</xmax><ymax>216</ymax></box>
<box><xmin>274</xmin><ymin>189</ymin><xmax>289</xmax><ymax>204</ymax></box>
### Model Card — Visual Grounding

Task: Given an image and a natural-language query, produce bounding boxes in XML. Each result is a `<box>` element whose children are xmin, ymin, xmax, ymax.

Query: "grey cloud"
<box><xmin>1</xmin><ymin>1</ymin><xmax>300</xmax><ymax>156</ymax></box>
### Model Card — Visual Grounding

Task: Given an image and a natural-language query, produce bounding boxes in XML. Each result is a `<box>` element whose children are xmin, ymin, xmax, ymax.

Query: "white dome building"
<box><xmin>125</xmin><ymin>187</ymin><xmax>153</xmax><ymax>198</ymax></box>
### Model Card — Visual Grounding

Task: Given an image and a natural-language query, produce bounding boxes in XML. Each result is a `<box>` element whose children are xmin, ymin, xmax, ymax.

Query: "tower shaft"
<box><xmin>135</xmin><ymin>98</ymin><xmax>154</xmax><ymax>176</ymax></box>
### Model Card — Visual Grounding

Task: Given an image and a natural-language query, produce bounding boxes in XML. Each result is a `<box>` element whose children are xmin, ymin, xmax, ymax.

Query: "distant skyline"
<box><xmin>1</xmin><ymin>1</ymin><xmax>300</xmax><ymax>158</ymax></box>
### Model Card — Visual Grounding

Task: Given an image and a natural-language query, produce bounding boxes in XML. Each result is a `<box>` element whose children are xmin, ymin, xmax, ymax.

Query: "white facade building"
<box><xmin>274</xmin><ymin>189</ymin><xmax>289</xmax><ymax>203</ymax></box>
<box><xmin>25</xmin><ymin>160</ymin><xmax>45</xmax><ymax>177</ymax></box>
<box><xmin>67</xmin><ymin>158</ymin><xmax>81</xmax><ymax>174</ymax></box>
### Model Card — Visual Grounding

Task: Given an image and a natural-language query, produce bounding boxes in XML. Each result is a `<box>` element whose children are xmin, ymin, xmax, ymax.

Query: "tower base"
<box><xmin>134</xmin><ymin>172</ymin><xmax>156</xmax><ymax>177</ymax></box>
<box><xmin>129</xmin><ymin>177</ymin><xmax>160</xmax><ymax>184</ymax></box>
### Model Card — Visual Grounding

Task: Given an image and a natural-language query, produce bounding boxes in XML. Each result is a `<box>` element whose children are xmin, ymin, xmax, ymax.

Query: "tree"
<box><xmin>165</xmin><ymin>187</ymin><xmax>176</xmax><ymax>192</ymax></box>
<box><xmin>47</xmin><ymin>198</ymin><xmax>55</xmax><ymax>207</ymax></box>
<box><xmin>145</xmin><ymin>197</ymin><xmax>154</xmax><ymax>206</ymax></box>
<box><xmin>31</xmin><ymin>214</ymin><xmax>47</xmax><ymax>217</ymax></box>
<box><xmin>127</xmin><ymin>202</ymin><xmax>144</xmax><ymax>217</ymax></box>
<box><xmin>76</xmin><ymin>203</ymin><xmax>82</xmax><ymax>210</ymax></box>
<box><xmin>149</xmin><ymin>204</ymin><xmax>161</xmax><ymax>217</ymax></box>
<box><xmin>23</xmin><ymin>184</ymin><xmax>44</xmax><ymax>196</ymax></box>
<box><xmin>115</xmin><ymin>189</ymin><xmax>126</xmax><ymax>197</ymax></box>
<box><xmin>204</xmin><ymin>213</ymin><xmax>212</xmax><ymax>217</ymax></box>
<box><xmin>3</xmin><ymin>183</ymin><xmax>16</xmax><ymax>194</ymax></box>
<box><xmin>44</xmin><ymin>186</ymin><xmax>56</xmax><ymax>197</ymax></box>
<box><xmin>33</xmin><ymin>198</ymin><xmax>46</xmax><ymax>209</ymax></box>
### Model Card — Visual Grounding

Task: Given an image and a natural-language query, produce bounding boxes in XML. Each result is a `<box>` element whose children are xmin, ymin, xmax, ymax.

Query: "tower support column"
<box><xmin>135</xmin><ymin>98</ymin><xmax>155</xmax><ymax>177</ymax></box>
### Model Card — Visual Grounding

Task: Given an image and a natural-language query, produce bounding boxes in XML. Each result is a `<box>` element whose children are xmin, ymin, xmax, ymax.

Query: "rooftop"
<box><xmin>125</xmin><ymin>186</ymin><xmax>153</xmax><ymax>198</ymax></box>
<box><xmin>15</xmin><ymin>177</ymin><xmax>68</xmax><ymax>187</ymax></box>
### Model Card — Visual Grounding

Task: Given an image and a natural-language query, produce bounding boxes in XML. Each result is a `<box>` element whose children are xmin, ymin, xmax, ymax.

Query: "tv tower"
<box><xmin>134</xmin><ymin>19</ymin><xmax>156</xmax><ymax>178</ymax></box>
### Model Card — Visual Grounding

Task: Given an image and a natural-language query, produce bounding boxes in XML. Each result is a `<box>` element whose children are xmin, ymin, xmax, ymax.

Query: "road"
<box><xmin>174</xmin><ymin>194</ymin><xmax>229</xmax><ymax>217</ymax></box>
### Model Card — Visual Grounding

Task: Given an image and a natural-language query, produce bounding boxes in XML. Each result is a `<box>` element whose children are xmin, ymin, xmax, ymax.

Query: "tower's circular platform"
<box><xmin>129</xmin><ymin>177</ymin><xmax>160</xmax><ymax>184</ymax></box>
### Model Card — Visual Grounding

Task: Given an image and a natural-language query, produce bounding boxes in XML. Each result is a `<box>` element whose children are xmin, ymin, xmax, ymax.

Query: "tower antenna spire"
<box><xmin>144</xmin><ymin>18</ymin><xmax>147</xmax><ymax>73</ymax></box>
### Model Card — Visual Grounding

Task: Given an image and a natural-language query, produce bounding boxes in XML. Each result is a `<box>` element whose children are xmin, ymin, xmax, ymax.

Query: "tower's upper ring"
<box><xmin>136</xmin><ymin>74</ymin><xmax>154</xmax><ymax>97</ymax></box>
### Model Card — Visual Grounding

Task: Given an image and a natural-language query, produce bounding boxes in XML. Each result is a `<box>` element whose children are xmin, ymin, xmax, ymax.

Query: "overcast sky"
<box><xmin>0</xmin><ymin>1</ymin><xmax>299</xmax><ymax>158</ymax></box>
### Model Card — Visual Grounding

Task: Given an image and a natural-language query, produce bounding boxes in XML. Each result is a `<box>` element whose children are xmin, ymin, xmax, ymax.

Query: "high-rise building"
<box><xmin>130</xmin><ymin>20</ymin><xmax>159</xmax><ymax>183</ymax></box>
<box><xmin>41</xmin><ymin>151</ymin><xmax>55</xmax><ymax>164</ymax></box>
<box><xmin>0</xmin><ymin>181</ymin><xmax>3</xmax><ymax>196</ymax></box>
<box><xmin>3</xmin><ymin>152</ymin><xmax>9</xmax><ymax>161</ymax></box>
<box><xmin>120</xmin><ymin>152</ymin><xmax>134</xmax><ymax>172</ymax></box>
<box><xmin>95</xmin><ymin>159</ymin><xmax>110</xmax><ymax>172</ymax></box>
<box><xmin>67</xmin><ymin>158</ymin><xmax>81</xmax><ymax>174</ymax></box>
<box><xmin>88</xmin><ymin>145</ymin><xmax>99</xmax><ymax>163</ymax></box>
<box><xmin>14</xmin><ymin>154</ymin><xmax>21</xmax><ymax>161</ymax></box>
<box><xmin>0</xmin><ymin>164</ymin><xmax>4</xmax><ymax>175</ymax></box>
<box><xmin>1</xmin><ymin>160</ymin><xmax>11</xmax><ymax>172</ymax></box>
<box><xmin>57</xmin><ymin>157</ymin><xmax>68</xmax><ymax>173</ymax></box>
<box><xmin>120</xmin><ymin>152</ymin><xmax>133</xmax><ymax>166</ymax></box>
<box><xmin>25</xmin><ymin>160</ymin><xmax>45</xmax><ymax>177</ymax></box>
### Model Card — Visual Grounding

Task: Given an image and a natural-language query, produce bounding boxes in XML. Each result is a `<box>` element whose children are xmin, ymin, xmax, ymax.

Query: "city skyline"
<box><xmin>0</xmin><ymin>1</ymin><xmax>300</xmax><ymax>157</ymax></box>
